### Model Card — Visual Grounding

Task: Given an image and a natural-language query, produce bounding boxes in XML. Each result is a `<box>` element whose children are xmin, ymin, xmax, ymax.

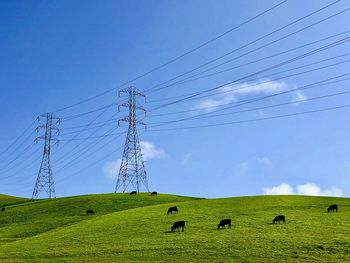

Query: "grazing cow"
<box><xmin>171</xmin><ymin>221</ymin><xmax>185</xmax><ymax>232</ymax></box>
<box><xmin>328</xmin><ymin>204</ymin><xmax>338</xmax><ymax>212</ymax></box>
<box><xmin>130</xmin><ymin>191</ymin><xmax>137</xmax><ymax>195</ymax></box>
<box><xmin>167</xmin><ymin>206</ymin><xmax>178</xmax><ymax>215</ymax></box>
<box><xmin>217</xmin><ymin>219</ymin><xmax>231</xmax><ymax>229</ymax></box>
<box><xmin>150</xmin><ymin>191</ymin><xmax>157</xmax><ymax>196</ymax></box>
<box><xmin>273</xmin><ymin>215</ymin><xmax>285</xmax><ymax>224</ymax></box>
<box><xmin>86</xmin><ymin>209</ymin><xmax>95</xmax><ymax>215</ymax></box>
<box><xmin>1</xmin><ymin>208</ymin><xmax>5</xmax><ymax>212</ymax></box>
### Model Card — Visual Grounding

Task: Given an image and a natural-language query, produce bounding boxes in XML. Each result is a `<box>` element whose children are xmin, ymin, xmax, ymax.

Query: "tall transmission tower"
<box><xmin>115</xmin><ymin>86</ymin><xmax>149</xmax><ymax>193</ymax></box>
<box><xmin>32</xmin><ymin>113</ymin><xmax>60</xmax><ymax>199</ymax></box>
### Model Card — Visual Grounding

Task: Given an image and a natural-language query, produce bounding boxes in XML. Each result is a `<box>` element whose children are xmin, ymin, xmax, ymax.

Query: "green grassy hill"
<box><xmin>0</xmin><ymin>194</ymin><xmax>350</xmax><ymax>262</ymax></box>
<box><xmin>0</xmin><ymin>194</ymin><xmax>29</xmax><ymax>207</ymax></box>
<box><xmin>0</xmin><ymin>193</ymin><xmax>196</xmax><ymax>246</ymax></box>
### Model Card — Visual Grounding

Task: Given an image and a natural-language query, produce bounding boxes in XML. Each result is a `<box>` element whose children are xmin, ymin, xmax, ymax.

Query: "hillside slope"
<box><xmin>1</xmin><ymin>195</ymin><xmax>350</xmax><ymax>262</ymax></box>
<box><xmin>0</xmin><ymin>193</ymin><xmax>197</xmax><ymax>246</ymax></box>
<box><xmin>0</xmin><ymin>194</ymin><xmax>29</xmax><ymax>207</ymax></box>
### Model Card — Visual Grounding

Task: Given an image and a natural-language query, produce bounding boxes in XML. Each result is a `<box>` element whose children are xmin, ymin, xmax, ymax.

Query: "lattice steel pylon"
<box><xmin>32</xmin><ymin>113</ymin><xmax>60</xmax><ymax>199</ymax></box>
<box><xmin>114</xmin><ymin>86</ymin><xmax>149</xmax><ymax>193</ymax></box>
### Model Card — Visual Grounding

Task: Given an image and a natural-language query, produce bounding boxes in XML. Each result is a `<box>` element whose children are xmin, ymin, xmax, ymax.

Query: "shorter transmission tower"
<box><xmin>115</xmin><ymin>86</ymin><xmax>149</xmax><ymax>193</ymax></box>
<box><xmin>32</xmin><ymin>113</ymin><xmax>60</xmax><ymax>199</ymax></box>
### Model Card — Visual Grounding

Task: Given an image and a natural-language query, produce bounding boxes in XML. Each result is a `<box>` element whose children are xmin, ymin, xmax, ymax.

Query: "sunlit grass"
<box><xmin>0</xmin><ymin>194</ymin><xmax>349</xmax><ymax>262</ymax></box>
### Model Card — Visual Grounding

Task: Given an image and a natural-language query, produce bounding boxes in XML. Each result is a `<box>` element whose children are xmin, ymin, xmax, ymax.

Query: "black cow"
<box><xmin>130</xmin><ymin>191</ymin><xmax>137</xmax><ymax>195</ymax></box>
<box><xmin>167</xmin><ymin>206</ymin><xmax>178</xmax><ymax>215</ymax></box>
<box><xmin>150</xmin><ymin>191</ymin><xmax>157</xmax><ymax>196</ymax></box>
<box><xmin>328</xmin><ymin>204</ymin><xmax>338</xmax><ymax>212</ymax></box>
<box><xmin>1</xmin><ymin>208</ymin><xmax>5</xmax><ymax>212</ymax></box>
<box><xmin>171</xmin><ymin>221</ymin><xmax>185</xmax><ymax>232</ymax></box>
<box><xmin>217</xmin><ymin>219</ymin><xmax>231</xmax><ymax>229</ymax></box>
<box><xmin>273</xmin><ymin>215</ymin><xmax>285</xmax><ymax>224</ymax></box>
<box><xmin>86</xmin><ymin>209</ymin><xmax>95</xmax><ymax>215</ymax></box>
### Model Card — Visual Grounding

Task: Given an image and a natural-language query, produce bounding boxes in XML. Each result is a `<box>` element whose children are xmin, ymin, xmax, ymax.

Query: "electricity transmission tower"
<box><xmin>115</xmin><ymin>86</ymin><xmax>149</xmax><ymax>193</ymax></box>
<box><xmin>32</xmin><ymin>113</ymin><xmax>60</xmax><ymax>199</ymax></box>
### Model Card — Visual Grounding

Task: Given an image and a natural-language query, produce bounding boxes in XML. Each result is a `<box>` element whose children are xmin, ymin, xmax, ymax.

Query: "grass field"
<box><xmin>0</xmin><ymin>193</ymin><xmax>350</xmax><ymax>262</ymax></box>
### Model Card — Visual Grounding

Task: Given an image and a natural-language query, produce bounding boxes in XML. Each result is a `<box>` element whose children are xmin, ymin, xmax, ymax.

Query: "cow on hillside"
<box><xmin>171</xmin><ymin>221</ymin><xmax>185</xmax><ymax>232</ymax></box>
<box><xmin>167</xmin><ymin>206</ymin><xmax>178</xmax><ymax>215</ymax></box>
<box><xmin>150</xmin><ymin>192</ymin><xmax>157</xmax><ymax>196</ymax></box>
<box><xmin>328</xmin><ymin>204</ymin><xmax>338</xmax><ymax>212</ymax></box>
<box><xmin>273</xmin><ymin>215</ymin><xmax>285</xmax><ymax>224</ymax></box>
<box><xmin>217</xmin><ymin>219</ymin><xmax>231</xmax><ymax>229</ymax></box>
<box><xmin>86</xmin><ymin>209</ymin><xmax>95</xmax><ymax>215</ymax></box>
<box><xmin>129</xmin><ymin>191</ymin><xmax>137</xmax><ymax>195</ymax></box>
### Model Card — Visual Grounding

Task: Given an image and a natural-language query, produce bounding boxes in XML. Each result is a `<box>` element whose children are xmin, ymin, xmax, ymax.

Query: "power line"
<box><xmin>60</xmin><ymin>100</ymin><xmax>118</xmax><ymax>121</ymax></box>
<box><xmin>61</xmin><ymin>119</ymin><xmax>118</xmax><ymax>131</ymax></box>
<box><xmin>0</xmin><ymin>142</ymin><xmax>36</xmax><ymax>172</ymax></box>
<box><xmin>150</xmin><ymin>83</ymin><xmax>350</xmax><ymax>127</ymax></box>
<box><xmin>0</xmin><ymin>129</ymin><xmax>36</xmax><ymax>164</ymax></box>
<box><xmin>55</xmin><ymin>144</ymin><xmax>125</xmax><ymax>184</ymax></box>
<box><xmin>55</xmin><ymin>125</ymin><xmax>117</xmax><ymax>165</ymax></box>
<box><xmin>0</xmin><ymin>145</ymin><xmax>41</xmax><ymax>180</ymax></box>
<box><xmin>146</xmin><ymin>30</ymin><xmax>350</xmax><ymax>104</ymax></box>
<box><xmin>59</xmin><ymin>131</ymin><xmax>126</xmax><ymax>141</ymax></box>
<box><xmin>0</xmin><ymin>120</ymin><xmax>36</xmax><ymax>159</ymax></box>
<box><xmin>143</xmin><ymin>0</ymin><xmax>344</xmax><ymax>95</ymax></box>
<box><xmin>55</xmin><ymin>113</ymin><xmax>126</xmax><ymax>168</ymax></box>
<box><xmin>55</xmin><ymin>113</ymin><xmax>121</xmax><ymax>166</ymax></box>
<box><xmin>51</xmin><ymin>0</ymin><xmax>288</xmax><ymax>114</ymax></box>
<box><xmin>55</xmin><ymin>131</ymin><xmax>125</xmax><ymax>175</ymax></box>
<box><xmin>60</xmin><ymin>122</ymin><xmax>117</xmax><ymax>136</ymax></box>
<box><xmin>147</xmin><ymin>104</ymin><xmax>350</xmax><ymax>132</ymax></box>
<box><xmin>56</xmin><ymin>101</ymin><xmax>116</xmax><ymax>155</ymax></box>
<box><xmin>0</xmin><ymin>172</ymin><xmax>36</xmax><ymax>186</ymax></box>
<box><xmin>55</xmin><ymin>130</ymin><xmax>145</xmax><ymax>185</ymax></box>
<box><xmin>148</xmin><ymin>36</ymin><xmax>350</xmax><ymax>112</ymax></box>
<box><xmin>56</xmin><ymin>0</ymin><xmax>338</xmax><ymax>115</ymax></box>
<box><xmin>3</xmin><ymin>1</ymin><xmax>349</xmax><ymax>196</ymax></box>
<box><xmin>149</xmin><ymin>72</ymin><xmax>350</xmax><ymax>127</ymax></box>
<box><xmin>7</xmin><ymin>31</ymin><xmax>344</xmax><ymax>184</ymax></box>
<box><xmin>147</xmin><ymin>55</ymin><xmax>350</xmax><ymax>116</ymax></box>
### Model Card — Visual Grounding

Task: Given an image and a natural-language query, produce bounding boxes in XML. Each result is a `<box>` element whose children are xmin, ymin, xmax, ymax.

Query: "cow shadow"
<box><xmin>210</xmin><ymin>227</ymin><xmax>233</xmax><ymax>231</ymax></box>
<box><xmin>164</xmin><ymin>230</ymin><xmax>186</xmax><ymax>234</ymax></box>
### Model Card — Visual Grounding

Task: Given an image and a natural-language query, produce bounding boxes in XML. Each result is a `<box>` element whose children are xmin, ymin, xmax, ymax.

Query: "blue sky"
<box><xmin>1</xmin><ymin>0</ymin><xmax>350</xmax><ymax>198</ymax></box>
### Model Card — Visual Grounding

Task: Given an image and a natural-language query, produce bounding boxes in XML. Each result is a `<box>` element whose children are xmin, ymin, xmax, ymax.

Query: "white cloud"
<box><xmin>263</xmin><ymin>183</ymin><xmax>294</xmax><ymax>195</ymax></box>
<box><xmin>195</xmin><ymin>86</ymin><xmax>237</xmax><ymax>113</ymax></box>
<box><xmin>103</xmin><ymin>141</ymin><xmax>165</xmax><ymax>180</ymax></box>
<box><xmin>296</xmin><ymin>183</ymin><xmax>343</xmax><ymax>196</ymax></box>
<box><xmin>230</xmin><ymin>79</ymin><xmax>288</xmax><ymax>95</ymax></box>
<box><xmin>194</xmin><ymin>79</ymin><xmax>306</xmax><ymax>113</ymax></box>
<box><xmin>102</xmin><ymin>141</ymin><xmax>165</xmax><ymax>179</ymax></box>
<box><xmin>140</xmin><ymin>141</ymin><xmax>165</xmax><ymax>161</ymax></box>
<box><xmin>256</xmin><ymin>156</ymin><xmax>272</xmax><ymax>167</ymax></box>
<box><xmin>103</xmin><ymin>159</ymin><xmax>121</xmax><ymax>180</ymax></box>
<box><xmin>263</xmin><ymin>182</ymin><xmax>343</xmax><ymax>197</ymax></box>
<box><xmin>292</xmin><ymin>91</ymin><xmax>308</xmax><ymax>104</ymax></box>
